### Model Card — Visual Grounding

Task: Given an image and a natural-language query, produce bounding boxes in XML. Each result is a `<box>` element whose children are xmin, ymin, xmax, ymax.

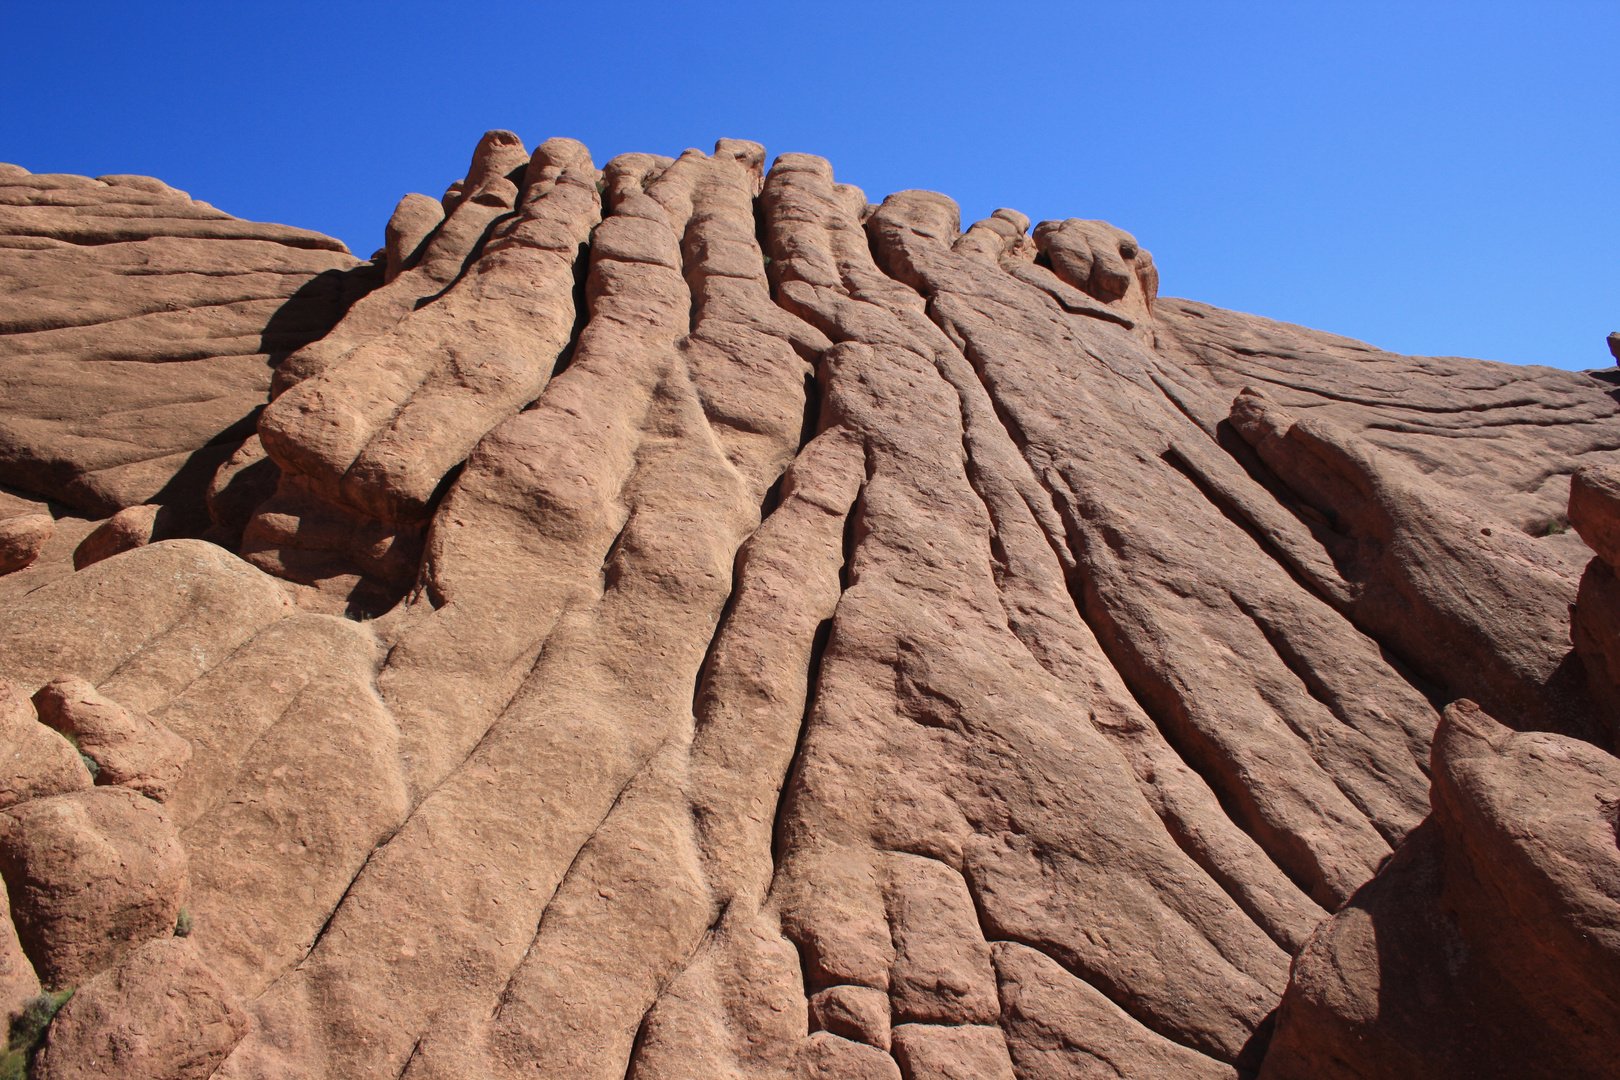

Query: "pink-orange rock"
<box><xmin>1228</xmin><ymin>386</ymin><xmax>1595</xmax><ymax>742</ymax></box>
<box><xmin>0</xmin><ymin>878</ymin><xmax>40</xmax><ymax>1032</ymax></box>
<box><xmin>890</xmin><ymin>1024</ymin><xmax>1016</xmax><ymax>1080</ymax></box>
<box><xmin>810</xmin><ymin>985</ymin><xmax>893</xmax><ymax>1051</ymax></box>
<box><xmin>1261</xmin><ymin>701</ymin><xmax>1620</xmax><ymax>1079</ymax></box>
<box><xmin>1567</xmin><ymin>463</ymin><xmax>1620</xmax><ymax>567</ymax></box>
<box><xmin>33</xmin><ymin>936</ymin><xmax>247</xmax><ymax>1080</ymax></box>
<box><xmin>993</xmin><ymin>942</ymin><xmax>1235</xmax><ymax>1080</ymax></box>
<box><xmin>1</xmin><ymin>140</ymin><xmax>1618</xmax><ymax>1079</ymax></box>
<box><xmin>1569</xmin><ymin>465</ymin><xmax>1620</xmax><ymax>741</ymax></box>
<box><xmin>0</xmin><ymin>498</ymin><xmax>95</xmax><ymax>607</ymax></box>
<box><xmin>0</xmin><ymin>497</ymin><xmax>52</xmax><ymax>574</ymax></box>
<box><xmin>1031</xmin><ymin>217</ymin><xmax>1158</xmax><ymax>338</ymax></box>
<box><xmin>32</xmin><ymin>677</ymin><xmax>191</xmax><ymax>802</ymax></box>
<box><xmin>71</xmin><ymin>503</ymin><xmax>183</xmax><ymax>570</ymax></box>
<box><xmin>0</xmin><ymin>677</ymin><xmax>91</xmax><ymax>811</ymax></box>
<box><xmin>0</xmin><ymin>539</ymin><xmax>293</xmax><ymax>716</ymax></box>
<box><xmin>804</xmin><ymin>1032</ymin><xmax>904</xmax><ymax>1080</ymax></box>
<box><xmin>0</xmin><ymin>787</ymin><xmax>187</xmax><ymax>987</ymax></box>
<box><xmin>203</xmin><ymin>434</ymin><xmax>278</xmax><ymax>538</ymax></box>
<box><xmin>0</xmin><ymin>165</ymin><xmax>369</xmax><ymax>518</ymax></box>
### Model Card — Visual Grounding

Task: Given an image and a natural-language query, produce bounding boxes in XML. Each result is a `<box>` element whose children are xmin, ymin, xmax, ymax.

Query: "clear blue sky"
<box><xmin>5</xmin><ymin>1</ymin><xmax>1615</xmax><ymax>369</ymax></box>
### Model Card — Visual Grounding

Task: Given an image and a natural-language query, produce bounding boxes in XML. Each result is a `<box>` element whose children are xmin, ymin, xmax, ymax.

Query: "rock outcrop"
<box><xmin>1261</xmin><ymin>700</ymin><xmax>1620</xmax><ymax>1079</ymax></box>
<box><xmin>0</xmin><ymin>136</ymin><xmax>1614</xmax><ymax>1079</ymax></box>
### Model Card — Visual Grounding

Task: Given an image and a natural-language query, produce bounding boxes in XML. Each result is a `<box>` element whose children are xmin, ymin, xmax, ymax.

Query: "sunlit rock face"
<box><xmin>0</xmin><ymin>135</ymin><xmax>1615</xmax><ymax>1080</ymax></box>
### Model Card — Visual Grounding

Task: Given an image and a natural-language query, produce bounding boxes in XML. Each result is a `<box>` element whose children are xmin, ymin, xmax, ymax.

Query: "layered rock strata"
<box><xmin>0</xmin><ymin>135</ymin><xmax>1615</xmax><ymax>1080</ymax></box>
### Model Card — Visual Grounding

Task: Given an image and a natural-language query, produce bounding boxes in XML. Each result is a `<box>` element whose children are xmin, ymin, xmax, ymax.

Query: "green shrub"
<box><xmin>175</xmin><ymin>907</ymin><xmax>193</xmax><ymax>937</ymax></box>
<box><xmin>3</xmin><ymin>989</ymin><xmax>73</xmax><ymax>1077</ymax></box>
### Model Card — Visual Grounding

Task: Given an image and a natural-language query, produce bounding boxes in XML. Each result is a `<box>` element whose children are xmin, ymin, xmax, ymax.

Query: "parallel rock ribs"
<box><xmin>0</xmin><ymin>137</ymin><xmax>1616</xmax><ymax>1080</ymax></box>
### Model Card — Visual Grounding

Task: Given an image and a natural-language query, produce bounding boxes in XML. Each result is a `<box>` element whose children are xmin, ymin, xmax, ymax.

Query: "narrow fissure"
<box><xmin>410</xmin><ymin>208</ymin><xmax>519</xmax><ymax>311</ymax></box>
<box><xmin>1037</xmin><ymin>482</ymin><xmax>1323</xmax><ymax>904</ymax></box>
<box><xmin>956</xmin><ymin>854</ymin><xmax>1223</xmax><ymax>1066</ymax></box>
<box><xmin>548</xmin><ymin>238</ymin><xmax>593</xmax><ymax>381</ymax></box>
<box><xmin>490</xmin><ymin>727</ymin><xmax>681</xmax><ymax>1025</ymax></box>
<box><xmin>927</xmin><ymin>320</ymin><xmax>1299</xmax><ymax>895</ymax></box>
<box><xmin>1159</xmin><ymin>445</ymin><xmax>1339</xmax><ymax>610</ymax></box>
<box><xmin>395</xmin><ymin>1036</ymin><xmax>424</xmax><ymax>1080</ymax></box>
<box><xmin>857</xmin><ymin>269</ymin><xmax>1331</xmax><ymax>935</ymax></box>
<box><xmin>621</xmin><ymin>899</ymin><xmax>733</xmax><ymax>1078</ymax></box>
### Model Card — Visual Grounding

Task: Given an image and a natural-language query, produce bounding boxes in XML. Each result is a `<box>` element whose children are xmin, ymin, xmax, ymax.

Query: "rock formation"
<box><xmin>0</xmin><ymin>134</ymin><xmax>1615</xmax><ymax>1079</ymax></box>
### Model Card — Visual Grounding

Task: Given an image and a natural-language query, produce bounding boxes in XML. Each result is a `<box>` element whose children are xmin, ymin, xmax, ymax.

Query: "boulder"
<box><xmin>1261</xmin><ymin>701</ymin><xmax>1620</xmax><ymax>1079</ymax></box>
<box><xmin>0</xmin><ymin>678</ymin><xmax>91</xmax><ymax>811</ymax></box>
<box><xmin>0</xmin><ymin>788</ymin><xmax>187</xmax><ymax>988</ymax></box>
<box><xmin>1568</xmin><ymin>462</ymin><xmax>1620</xmax><ymax>567</ymax></box>
<box><xmin>32</xmin><ymin>678</ymin><xmax>191</xmax><ymax>803</ymax></box>
<box><xmin>33</xmin><ymin>936</ymin><xmax>247</xmax><ymax>1080</ymax></box>
<box><xmin>71</xmin><ymin>503</ymin><xmax>183</xmax><ymax>570</ymax></box>
<box><xmin>0</xmin><ymin>492</ymin><xmax>52</xmax><ymax>575</ymax></box>
<box><xmin>0</xmin><ymin>883</ymin><xmax>40</xmax><ymax>1037</ymax></box>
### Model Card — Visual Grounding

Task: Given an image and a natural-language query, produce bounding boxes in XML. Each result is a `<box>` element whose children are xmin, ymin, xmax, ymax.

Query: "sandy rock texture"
<box><xmin>0</xmin><ymin>138</ymin><xmax>1614</xmax><ymax>1079</ymax></box>
<box><xmin>0</xmin><ymin>163</ymin><xmax>371</xmax><ymax>523</ymax></box>
<box><xmin>1261</xmin><ymin>701</ymin><xmax>1620</xmax><ymax>1079</ymax></box>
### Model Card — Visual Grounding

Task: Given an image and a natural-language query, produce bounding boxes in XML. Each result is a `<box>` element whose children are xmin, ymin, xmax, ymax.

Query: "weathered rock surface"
<box><xmin>0</xmin><ymin>678</ymin><xmax>91</xmax><ymax>811</ymax></box>
<box><xmin>0</xmin><ymin>489</ymin><xmax>53</xmax><ymax>575</ymax></box>
<box><xmin>0</xmin><ymin>164</ymin><xmax>368</xmax><ymax>521</ymax></box>
<box><xmin>71</xmin><ymin>502</ymin><xmax>185</xmax><ymax>569</ymax></box>
<box><xmin>33</xmin><ymin>677</ymin><xmax>192</xmax><ymax>802</ymax></box>
<box><xmin>0</xmin><ymin>141</ymin><xmax>1615</xmax><ymax>1078</ymax></box>
<box><xmin>1261</xmin><ymin>701</ymin><xmax>1620</xmax><ymax>1079</ymax></box>
<box><xmin>34</xmin><ymin>936</ymin><xmax>247</xmax><ymax>1080</ymax></box>
<box><xmin>0</xmin><ymin>787</ymin><xmax>187</xmax><ymax>988</ymax></box>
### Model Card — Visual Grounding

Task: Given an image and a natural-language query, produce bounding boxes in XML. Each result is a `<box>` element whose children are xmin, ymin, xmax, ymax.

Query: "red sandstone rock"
<box><xmin>0</xmin><ymin>490</ymin><xmax>53</xmax><ymax>574</ymax></box>
<box><xmin>0</xmin><ymin>141</ymin><xmax>1615</xmax><ymax>1078</ymax></box>
<box><xmin>1569</xmin><ymin>463</ymin><xmax>1620</xmax><ymax>565</ymax></box>
<box><xmin>0</xmin><ymin>787</ymin><xmax>187</xmax><ymax>988</ymax></box>
<box><xmin>993</xmin><ymin>942</ymin><xmax>1236</xmax><ymax>1080</ymax></box>
<box><xmin>1261</xmin><ymin>701</ymin><xmax>1620</xmax><ymax>1079</ymax></box>
<box><xmin>33</xmin><ymin>937</ymin><xmax>247</xmax><ymax>1080</ymax></box>
<box><xmin>0</xmin><ymin>165</ymin><xmax>368</xmax><ymax>519</ymax></box>
<box><xmin>32</xmin><ymin>677</ymin><xmax>191</xmax><ymax>802</ymax></box>
<box><xmin>0</xmin><ymin>678</ymin><xmax>92</xmax><ymax>811</ymax></box>
<box><xmin>1031</xmin><ymin>217</ymin><xmax>1158</xmax><ymax>339</ymax></box>
<box><xmin>203</xmin><ymin>434</ymin><xmax>278</xmax><ymax>539</ymax></box>
<box><xmin>71</xmin><ymin>503</ymin><xmax>183</xmax><ymax>569</ymax></box>
<box><xmin>0</xmin><ymin>882</ymin><xmax>40</xmax><ymax>1038</ymax></box>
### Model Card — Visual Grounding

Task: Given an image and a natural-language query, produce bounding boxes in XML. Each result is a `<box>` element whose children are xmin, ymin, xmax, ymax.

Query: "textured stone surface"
<box><xmin>0</xmin><ymin>787</ymin><xmax>187</xmax><ymax>988</ymax></box>
<box><xmin>0</xmin><ymin>870</ymin><xmax>40</xmax><ymax>1028</ymax></box>
<box><xmin>1261</xmin><ymin>701</ymin><xmax>1620</xmax><ymax>1079</ymax></box>
<box><xmin>34</xmin><ymin>937</ymin><xmax>247</xmax><ymax>1080</ymax></box>
<box><xmin>0</xmin><ymin>678</ymin><xmax>91</xmax><ymax>811</ymax></box>
<box><xmin>0</xmin><ymin>165</ymin><xmax>367</xmax><ymax>519</ymax></box>
<box><xmin>32</xmin><ymin>677</ymin><xmax>191</xmax><ymax>803</ymax></box>
<box><xmin>0</xmin><ymin>489</ymin><xmax>52</xmax><ymax>574</ymax></box>
<box><xmin>0</xmin><ymin>141</ymin><xmax>1615</xmax><ymax>1077</ymax></box>
<box><xmin>71</xmin><ymin>503</ymin><xmax>183</xmax><ymax>569</ymax></box>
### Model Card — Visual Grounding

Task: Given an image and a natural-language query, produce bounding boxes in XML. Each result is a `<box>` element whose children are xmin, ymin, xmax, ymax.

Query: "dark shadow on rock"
<box><xmin>258</xmin><ymin>260</ymin><xmax>385</xmax><ymax>367</ymax></box>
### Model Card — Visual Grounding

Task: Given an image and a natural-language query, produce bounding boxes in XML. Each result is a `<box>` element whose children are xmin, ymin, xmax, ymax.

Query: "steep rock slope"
<box><xmin>0</xmin><ymin>135</ymin><xmax>1614</xmax><ymax>1080</ymax></box>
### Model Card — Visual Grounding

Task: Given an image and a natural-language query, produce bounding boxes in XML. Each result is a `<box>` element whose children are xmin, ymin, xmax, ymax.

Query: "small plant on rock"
<box><xmin>0</xmin><ymin>988</ymin><xmax>73</xmax><ymax>1079</ymax></box>
<box><xmin>174</xmin><ymin>907</ymin><xmax>194</xmax><ymax>937</ymax></box>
